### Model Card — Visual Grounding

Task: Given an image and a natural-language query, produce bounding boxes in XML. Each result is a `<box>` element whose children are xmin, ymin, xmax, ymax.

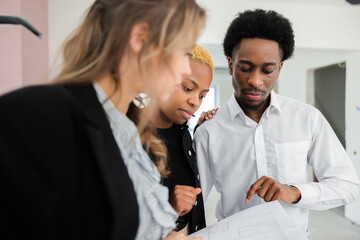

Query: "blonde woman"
<box><xmin>0</xmin><ymin>0</ymin><xmax>205</xmax><ymax>239</ymax></box>
<box><xmin>149</xmin><ymin>45</ymin><xmax>216</xmax><ymax>235</ymax></box>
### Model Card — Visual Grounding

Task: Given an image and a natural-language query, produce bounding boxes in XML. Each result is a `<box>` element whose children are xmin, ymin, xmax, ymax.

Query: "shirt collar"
<box><xmin>228</xmin><ymin>90</ymin><xmax>282</xmax><ymax>121</ymax></box>
<box><xmin>268</xmin><ymin>90</ymin><xmax>282</xmax><ymax>115</ymax></box>
<box><xmin>93</xmin><ymin>82</ymin><xmax>138</xmax><ymax>146</ymax></box>
<box><xmin>228</xmin><ymin>93</ymin><xmax>244</xmax><ymax>121</ymax></box>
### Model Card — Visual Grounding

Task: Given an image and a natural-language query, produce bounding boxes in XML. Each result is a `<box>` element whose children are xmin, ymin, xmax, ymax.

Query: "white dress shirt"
<box><xmin>194</xmin><ymin>91</ymin><xmax>359</xmax><ymax>231</ymax></box>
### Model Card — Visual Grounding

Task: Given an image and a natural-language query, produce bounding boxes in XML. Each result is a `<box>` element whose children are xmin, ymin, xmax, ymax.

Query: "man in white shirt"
<box><xmin>194</xmin><ymin>9</ymin><xmax>359</xmax><ymax>231</ymax></box>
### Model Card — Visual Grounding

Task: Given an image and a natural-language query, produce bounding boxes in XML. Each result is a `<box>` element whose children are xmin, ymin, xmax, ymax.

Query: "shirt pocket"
<box><xmin>275</xmin><ymin>140</ymin><xmax>310</xmax><ymax>185</ymax></box>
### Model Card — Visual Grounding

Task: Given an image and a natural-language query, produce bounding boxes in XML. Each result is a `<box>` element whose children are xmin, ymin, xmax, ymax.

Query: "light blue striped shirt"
<box><xmin>93</xmin><ymin>83</ymin><xmax>177</xmax><ymax>240</ymax></box>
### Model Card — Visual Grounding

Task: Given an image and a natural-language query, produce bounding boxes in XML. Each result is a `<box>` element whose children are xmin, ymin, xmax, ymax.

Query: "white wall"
<box><xmin>212</xmin><ymin>68</ymin><xmax>232</xmax><ymax>106</ymax></box>
<box><xmin>344</xmin><ymin>51</ymin><xmax>360</xmax><ymax>224</ymax></box>
<box><xmin>282</xmin><ymin>49</ymin><xmax>360</xmax><ymax>225</ymax></box>
<box><xmin>279</xmin><ymin>48</ymin><xmax>350</xmax><ymax>102</ymax></box>
<box><xmin>48</xmin><ymin>0</ymin><xmax>94</xmax><ymax>77</ymax></box>
<box><xmin>197</xmin><ymin>0</ymin><xmax>360</xmax><ymax>50</ymax></box>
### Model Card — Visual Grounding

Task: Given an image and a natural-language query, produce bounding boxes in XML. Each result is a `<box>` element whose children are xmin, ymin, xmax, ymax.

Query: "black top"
<box><xmin>158</xmin><ymin>124</ymin><xmax>195</xmax><ymax>189</ymax></box>
<box><xmin>158</xmin><ymin>123</ymin><xmax>206</xmax><ymax>234</ymax></box>
<box><xmin>0</xmin><ymin>84</ymin><xmax>138</xmax><ymax>240</ymax></box>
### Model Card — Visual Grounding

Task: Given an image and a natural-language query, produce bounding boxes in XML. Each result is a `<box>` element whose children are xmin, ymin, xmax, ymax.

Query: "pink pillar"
<box><xmin>0</xmin><ymin>0</ymin><xmax>48</xmax><ymax>95</ymax></box>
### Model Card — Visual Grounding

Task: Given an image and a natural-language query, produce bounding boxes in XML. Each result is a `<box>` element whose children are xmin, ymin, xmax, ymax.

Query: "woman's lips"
<box><xmin>179</xmin><ymin>109</ymin><xmax>193</xmax><ymax>119</ymax></box>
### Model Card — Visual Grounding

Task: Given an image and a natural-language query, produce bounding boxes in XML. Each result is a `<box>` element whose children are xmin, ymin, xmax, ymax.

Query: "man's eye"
<box><xmin>237</xmin><ymin>63</ymin><xmax>251</xmax><ymax>72</ymax></box>
<box><xmin>263</xmin><ymin>69</ymin><xmax>274</xmax><ymax>74</ymax></box>
<box><xmin>240</xmin><ymin>68</ymin><xmax>251</xmax><ymax>72</ymax></box>
<box><xmin>238</xmin><ymin>64</ymin><xmax>251</xmax><ymax>72</ymax></box>
<box><xmin>199</xmin><ymin>95</ymin><xmax>205</xmax><ymax>99</ymax></box>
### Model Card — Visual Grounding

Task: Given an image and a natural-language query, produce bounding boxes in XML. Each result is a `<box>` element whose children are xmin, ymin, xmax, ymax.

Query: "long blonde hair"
<box><xmin>127</xmin><ymin>100</ymin><xmax>169</xmax><ymax>177</ymax></box>
<box><xmin>53</xmin><ymin>0</ymin><xmax>205</xmax><ymax>86</ymax></box>
<box><xmin>52</xmin><ymin>0</ymin><xmax>206</xmax><ymax>177</ymax></box>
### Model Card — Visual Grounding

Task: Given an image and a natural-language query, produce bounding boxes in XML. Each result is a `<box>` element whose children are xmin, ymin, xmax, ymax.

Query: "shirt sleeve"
<box><xmin>194</xmin><ymin>127</ymin><xmax>214</xmax><ymax>202</ymax></box>
<box><xmin>293</xmin><ymin>108</ymin><xmax>360</xmax><ymax>210</ymax></box>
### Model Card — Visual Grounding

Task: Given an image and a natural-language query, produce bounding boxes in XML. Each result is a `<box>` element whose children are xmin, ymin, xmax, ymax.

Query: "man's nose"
<box><xmin>248</xmin><ymin>71</ymin><xmax>263</xmax><ymax>88</ymax></box>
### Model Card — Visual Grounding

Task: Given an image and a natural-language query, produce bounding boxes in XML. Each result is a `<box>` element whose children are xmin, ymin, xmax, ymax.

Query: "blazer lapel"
<box><xmin>65</xmin><ymin>84</ymin><xmax>138</xmax><ymax>240</ymax></box>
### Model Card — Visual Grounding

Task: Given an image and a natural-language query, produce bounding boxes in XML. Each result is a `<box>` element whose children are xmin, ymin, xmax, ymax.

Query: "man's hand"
<box><xmin>245</xmin><ymin>176</ymin><xmax>301</xmax><ymax>204</ymax></box>
<box><xmin>170</xmin><ymin>185</ymin><xmax>202</xmax><ymax>216</ymax></box>
<box><xmin>197</xmin><ymin>108</ymin><xmax>219</xmax><ymax>126</ymax></box>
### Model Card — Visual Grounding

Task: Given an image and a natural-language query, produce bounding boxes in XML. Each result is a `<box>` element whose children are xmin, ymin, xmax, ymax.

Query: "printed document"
<box><xmin>189</xmin><ymin>201</ymin><xmax>307</xmax><ymax>240</ymax></box>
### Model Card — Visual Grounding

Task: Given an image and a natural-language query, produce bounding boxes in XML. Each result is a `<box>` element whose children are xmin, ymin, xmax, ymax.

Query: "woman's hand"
<box><xmin>170</xmin><ymin>185</ymin><xmax>202</xmax><ymax>216</ymax></box>
<box><xmin>197</xmin><ymin>108</ymin><xmax>218</xmax><ymax>126</ymax></box>
<box><xmin>164</xmin><ymin>231</ymin><xmax>202</xmax><ymax>240</ymax></box>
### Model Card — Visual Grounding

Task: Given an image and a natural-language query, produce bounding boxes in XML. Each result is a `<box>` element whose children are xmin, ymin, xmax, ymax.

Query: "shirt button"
<box><xmin>197</xmin><ymin>174</ymin><xmax>200</xmax><ymax>181</ymax></box>
<box><xmin>188</xmin><ymin>150</ymin><xmax>192</xmax><ymax>156</ymax></box>
<box><xmin>195</xmin><ymin>225</ymin><xmax>198</xmax><ymax>231</ymax></box>
<box><xmin>195</xmin><ymin>200</ymin><xmax>198</xmax><ymax>206</ymax></box>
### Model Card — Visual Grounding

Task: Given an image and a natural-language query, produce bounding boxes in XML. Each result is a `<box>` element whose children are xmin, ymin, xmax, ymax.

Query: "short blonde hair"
<box><xmin>189</xmin><ymin>44</ymin><xmax>214</xmax><ymax>71</ymax></box>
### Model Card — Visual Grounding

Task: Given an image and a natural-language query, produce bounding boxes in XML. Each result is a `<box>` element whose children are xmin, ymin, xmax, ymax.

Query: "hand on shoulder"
<box><xmin>197</xmin><ymin>108</ymin><xmax>218</xmax><ymax>126</ymax></box>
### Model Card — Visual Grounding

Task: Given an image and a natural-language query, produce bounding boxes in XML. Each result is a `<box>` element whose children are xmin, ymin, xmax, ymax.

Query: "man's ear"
<box><xmin>277</xmin><ymin>61</ymin><xmax>284</xmax><ymax>78</ymax></box>
<box><xmin>128</xmin><ymin>22</ymin><xmax>149</xmax><ymax>54</ymax></box>
<box><xmin>228</xmin><ymin>57</ymin><xmax>233</xmax><ymax>75</ymax></box>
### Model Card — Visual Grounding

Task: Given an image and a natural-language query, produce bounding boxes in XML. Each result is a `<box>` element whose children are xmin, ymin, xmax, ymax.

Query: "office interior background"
<box><xmin>1</xmin><ymin>0</ymin><xmax>360</xmax><ymax>239</ymax></box>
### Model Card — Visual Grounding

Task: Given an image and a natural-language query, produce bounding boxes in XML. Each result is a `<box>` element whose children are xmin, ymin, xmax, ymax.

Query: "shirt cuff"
<box><xmin>292</xmin><ymin>183</ymin><xmax>318</xmax><ymax>208</ymax></box>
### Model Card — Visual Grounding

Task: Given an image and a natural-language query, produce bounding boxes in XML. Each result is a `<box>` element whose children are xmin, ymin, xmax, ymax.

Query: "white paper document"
<box><xmin>189</xmin><ymin>201</ymin><xmax>308</xmax><ymax>240</ymax></box>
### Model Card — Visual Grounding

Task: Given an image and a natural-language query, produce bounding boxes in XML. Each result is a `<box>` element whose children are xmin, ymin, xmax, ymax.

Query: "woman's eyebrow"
<box><xmin>184</xmin><ymin>78</ymin><xmax>199</xmax><ymax>88</ymax></box>
<box><xmin>184</xmin><ymin>79</ymin><xmax>209</xmax><ymax>92</ymax></box>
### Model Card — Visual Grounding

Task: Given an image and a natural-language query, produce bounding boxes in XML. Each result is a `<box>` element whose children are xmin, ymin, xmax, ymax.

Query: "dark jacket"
<box><xmin>0</xmin><ymin>84</ymin><xmax>138</xmax><ymax>240</ymax></box>
<box><xmin>159</xmin><ymin>123</ymin><xmax>206</xmax><ymax>234</ymax></box>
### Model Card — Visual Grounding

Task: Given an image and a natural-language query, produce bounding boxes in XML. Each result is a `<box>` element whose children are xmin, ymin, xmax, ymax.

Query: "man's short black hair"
<box><xmin>223</xmin><ymin>9</ymin><xmax>295</xmax><ymax>61</ymax></box>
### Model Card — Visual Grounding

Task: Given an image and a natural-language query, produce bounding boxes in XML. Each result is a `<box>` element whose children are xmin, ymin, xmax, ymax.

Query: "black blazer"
<box><xmin>0</xmin><ymin>84</ymin><xmax>138</xmax><ymax>240</ymax></box>
<box><xmin>160</xmin><ymin>123</ymin><xmax>206</xmax><ymax>234</ymax></box>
